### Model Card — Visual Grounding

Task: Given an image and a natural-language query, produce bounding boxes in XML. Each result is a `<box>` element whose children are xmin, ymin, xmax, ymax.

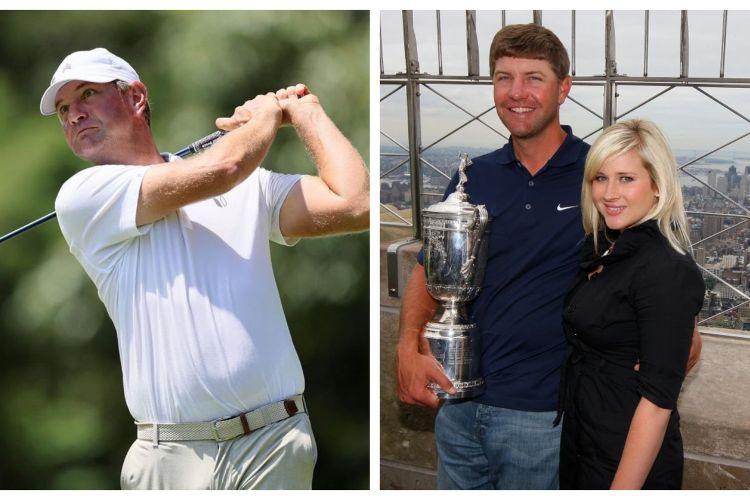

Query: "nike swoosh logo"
<box><xmin>557</xmin><ymin>204</ymin><xmax>578</xmax><ymax>211</ymax></box>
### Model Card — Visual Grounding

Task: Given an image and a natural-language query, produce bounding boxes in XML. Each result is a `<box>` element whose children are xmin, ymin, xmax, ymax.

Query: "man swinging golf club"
<box><xmin>42</xmin><ymin>47</ymin><xmax>369</xmax><ymax>489</ymax></box>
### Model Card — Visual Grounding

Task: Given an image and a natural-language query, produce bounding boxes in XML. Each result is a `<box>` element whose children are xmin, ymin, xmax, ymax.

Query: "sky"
<box><xmin>380</xmin><ymin>10</ymin><xmax>750</xmax><ymax>156</ymax></box>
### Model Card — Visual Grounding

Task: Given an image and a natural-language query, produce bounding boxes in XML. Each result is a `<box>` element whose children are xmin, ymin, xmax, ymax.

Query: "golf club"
<box><xmin>0</xmin><ymin>129</ymin><xmax>227</xmax><ymax>245</ymax></box>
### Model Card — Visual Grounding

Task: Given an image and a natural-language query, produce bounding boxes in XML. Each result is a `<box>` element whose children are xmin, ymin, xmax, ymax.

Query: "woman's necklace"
<box><xmin>588</xmin><ymin>242</ymin><xmax>615</xmax><ymax>280</ymax></box>
<box><xmin>601</xmin><ymin>241</ymin><xmax>616</xmax><ymax>257</ymax></box>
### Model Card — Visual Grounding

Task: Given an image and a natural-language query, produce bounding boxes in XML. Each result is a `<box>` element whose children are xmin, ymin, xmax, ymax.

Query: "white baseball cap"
<box><xmin>40</xmin><ymin>48</ymin><xmax>139</xmax><ymax>116</ymax></box>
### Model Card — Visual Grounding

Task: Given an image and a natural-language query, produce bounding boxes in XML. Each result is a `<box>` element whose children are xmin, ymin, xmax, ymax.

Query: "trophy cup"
<box><xmin>421</xmin><ymin>153</ymin><xmax>490</xmax><ymax>399</ymax></box>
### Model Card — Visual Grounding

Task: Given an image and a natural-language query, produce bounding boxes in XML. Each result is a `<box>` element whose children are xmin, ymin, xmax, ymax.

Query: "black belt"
<box><xmin>554</xmin><ymin>336</ymin><xmax>637</xmax><ymax>427</ymax></box>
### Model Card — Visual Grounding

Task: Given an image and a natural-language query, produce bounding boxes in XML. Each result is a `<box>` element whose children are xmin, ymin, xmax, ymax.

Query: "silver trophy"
<box><xmin>421</xmin><ymin>153</ymin><xmax>490</xmax><ymax>399</ymax></box>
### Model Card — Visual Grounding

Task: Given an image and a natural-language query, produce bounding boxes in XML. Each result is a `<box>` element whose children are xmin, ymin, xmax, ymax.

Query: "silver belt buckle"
<box><xmin>212</xmin><ymin>416</ymin><xmax>239</xmax><ymax>442</ymax></box>
<box><xmin>211</xmin><ymin>420</ymin><xmax>222</xmax><ymax>441</ymax></box>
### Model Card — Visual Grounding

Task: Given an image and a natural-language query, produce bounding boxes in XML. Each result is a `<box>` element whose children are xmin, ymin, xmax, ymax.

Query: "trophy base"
<box><xmin>424</xmin><ymin>321</ymin><xmax>485</xmax><ymax>400</ymax></box>
<box><xmin>427</xmin><ymin>379</ymin><xmax>485</xmax><ymax>400</ymax></box>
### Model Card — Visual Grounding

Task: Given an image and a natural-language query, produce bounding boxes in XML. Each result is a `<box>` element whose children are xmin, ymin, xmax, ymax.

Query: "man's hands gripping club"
<box><xmin>212</xmin><ymin>83</ymin><xmax>318</xmax><ymax>131</ymax></box>
<box><xmin>214</xmin><ymin>92</ymin><xmax>284</xmax><ymax>132</ymax></box>
<box><xmin>138</xmin><ymin>83</ymin><xmax>368</xmax><ymax>238</ymax></box>
<box><xmin>275</xmin><ymin>83</ymin><xmax>319</xmax><ymax>125</ymax></box>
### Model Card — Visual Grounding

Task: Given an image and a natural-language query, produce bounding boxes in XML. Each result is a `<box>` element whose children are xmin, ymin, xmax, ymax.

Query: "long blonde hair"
<box><xmin>581</xmin><ymin>119</ymin><xmax>691</xmax><ymax>255</ymax></box>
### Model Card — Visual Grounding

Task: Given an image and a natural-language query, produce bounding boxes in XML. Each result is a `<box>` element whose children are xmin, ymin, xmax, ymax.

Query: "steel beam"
<box><xmin>381</xmin><ymin>74</ymin><xmax>750</xmax><ymax>86</ymax></box>
<box><xmin>680</xmin><ymin>10</ymin><xmax>690</xmax><ymax>78</ymax></box>
<box><xmin>720</xmin><ymin>10</ymin><xmax>727</xmax><ymax>78</ymax></box>
<box><xmin>403</xmin><ymin>10</ymin><xmax>419</xmax><ymax>75</ymax></box>
<box><xmin>466</xmin><ymin>10</ymin><xmax>479</xmax><ymax>77</ymax></box>
<box><xmin>403</xmin><ymin>10</ymin><xmax>423</xmax><ymax>238</ymax></box>
<box><xmin>380</xmin><ymin>18</ymin><xmax>384</xmax><ymax>75</ymax></box>
<box><xmin>572</xmin><ymin>11</ymin><xmax>577</xmax><ymax>76</ymax></box>
<box><xmin>604</xmin><ymin>10</ymin><xmax>617</xmax><ymax>126</ymax></box>
<box><xmin>437</xmin><ymin>11</ymin><xmax>444</xmax><ymax>75</ymax></box>
<box><xmin>644</xmin><ymin>10</ymin><xmax>650</xmax><ymax>77</ymax></box>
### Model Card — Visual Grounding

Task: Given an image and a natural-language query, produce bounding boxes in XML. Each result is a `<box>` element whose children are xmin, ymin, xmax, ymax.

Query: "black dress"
<box><xmin>558</xmin><ymin>220</ymin><xmax>705</xmax><ymax>489</ymax></box>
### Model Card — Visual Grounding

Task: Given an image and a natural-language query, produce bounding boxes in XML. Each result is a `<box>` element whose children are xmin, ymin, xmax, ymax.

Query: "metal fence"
<box><xmin>380</xmin><ymin>10</ymin><xmax>750</xmax><ymax>332</ymax></box>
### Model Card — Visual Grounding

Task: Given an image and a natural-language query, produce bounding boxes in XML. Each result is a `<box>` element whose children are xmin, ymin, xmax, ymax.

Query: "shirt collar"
<box><xmin>495</xmin><ymin>125</ymin><xmax>585</xmax><ymax>169</ymax></box>
<box><xmin>581</xmin><ymin>219</ymin><xmax>662</xmax><ymax>271</ymax></box>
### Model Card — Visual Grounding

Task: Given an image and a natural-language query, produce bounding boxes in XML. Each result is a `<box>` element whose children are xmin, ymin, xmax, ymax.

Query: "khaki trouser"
<box><xmin>120</xmin><ymin>413</ymin><xmax>317</xmax><ymax>489</ymax></box>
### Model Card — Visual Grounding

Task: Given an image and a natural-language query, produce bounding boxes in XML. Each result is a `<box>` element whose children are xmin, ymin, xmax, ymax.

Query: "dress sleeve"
<box><xmin>631</xmin><ymin>254</ymin><xmax>705</xmax><ymax>409</ymax></box>
<box><xmin>55</xmin><ymin>164</ymin><xmax>150</xmax><ymax>274</ymax></box>
<box><xmin>255</xmin><ymin>167</ymin><xmax>302</xmax><ymax>246</ymax></box>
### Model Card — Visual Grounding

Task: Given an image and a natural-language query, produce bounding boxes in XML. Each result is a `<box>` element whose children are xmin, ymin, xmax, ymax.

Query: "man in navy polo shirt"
<box><xmin>396</xmin><ymin>24</ymin><xmax>586</xmax><ymax>489</ymax></box>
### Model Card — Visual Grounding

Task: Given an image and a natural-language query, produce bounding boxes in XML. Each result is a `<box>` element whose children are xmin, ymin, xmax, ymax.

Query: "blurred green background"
<box><xmin>0</xmin><ymin>11</ymin><xmax>369</xmax><ymax>489</ymax></box>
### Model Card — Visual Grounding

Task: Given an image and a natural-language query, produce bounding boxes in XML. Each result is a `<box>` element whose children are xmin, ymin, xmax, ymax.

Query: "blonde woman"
<box><xmin>558</xmin><ymin>119</ymin><xmax>704</xmax><ymax>489</ymax></box>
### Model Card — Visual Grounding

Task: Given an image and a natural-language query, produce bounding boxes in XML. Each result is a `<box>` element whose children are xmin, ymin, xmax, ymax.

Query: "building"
<box><xmin>703</xmin><ymin>214</ymin><xmax>723</xmax><ymax>241</ymax></box>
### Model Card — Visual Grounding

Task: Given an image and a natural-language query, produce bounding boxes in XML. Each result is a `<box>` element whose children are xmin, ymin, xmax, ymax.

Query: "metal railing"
<box><xmin>380</xmin><ymin>10</ymin><xmax>750</xmax><ymax>332</ymax></box>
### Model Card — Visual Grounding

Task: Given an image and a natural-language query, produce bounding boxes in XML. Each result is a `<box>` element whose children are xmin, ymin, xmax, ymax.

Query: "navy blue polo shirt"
<box><xmin>417</xmin><ymin>126</ymin><xmax>589</xmax><ymax>411</ymax></box>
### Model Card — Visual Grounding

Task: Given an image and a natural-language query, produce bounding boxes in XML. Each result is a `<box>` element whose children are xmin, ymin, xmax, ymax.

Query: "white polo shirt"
<box><xmin>55</xmin><ymin>155</ymin><xmax>304</xmax><ymax>423</ymax></box>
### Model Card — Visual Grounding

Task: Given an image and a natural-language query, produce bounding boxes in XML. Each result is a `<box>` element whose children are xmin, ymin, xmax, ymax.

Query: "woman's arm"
<box><xmin>610</xmin><ymin>397</ymin><xmax>671</xmax><ymax>489</ymax></box>
<box><xmin>618</xmin><ymin>250</ymin><xmax>704</xmax><ymax>489</ymax></box>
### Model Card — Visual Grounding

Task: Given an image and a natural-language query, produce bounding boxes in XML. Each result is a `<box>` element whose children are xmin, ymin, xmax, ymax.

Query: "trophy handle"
<box><xmin>460</xmin><ymin>205</ymin><xmax>489</xmax><ymax>282</ymax></box>
<box><xmin>476</xmin><ymin>204</ymin><xmax>489</xmax><ymax>233</ymax></box>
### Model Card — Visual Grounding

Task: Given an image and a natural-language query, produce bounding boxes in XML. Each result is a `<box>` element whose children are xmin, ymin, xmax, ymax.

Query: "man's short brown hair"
<box><xmin>489</xmin><ymin>24</ymin><xmax>570</xmax><ymax>80</ymax></box>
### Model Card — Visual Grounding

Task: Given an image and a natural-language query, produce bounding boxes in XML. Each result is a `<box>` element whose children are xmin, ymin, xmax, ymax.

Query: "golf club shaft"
<box><xmin>0</xmin><ymin>129</ymin><xmax>228</xmax><ymax>245</ymax></box>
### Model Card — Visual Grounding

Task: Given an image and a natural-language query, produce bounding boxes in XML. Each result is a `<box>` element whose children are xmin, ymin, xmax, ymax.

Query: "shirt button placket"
<box><xmin>525</xmin><ymin>177</ymin><xmax>534</xmax><ymax>211</ymax></box>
